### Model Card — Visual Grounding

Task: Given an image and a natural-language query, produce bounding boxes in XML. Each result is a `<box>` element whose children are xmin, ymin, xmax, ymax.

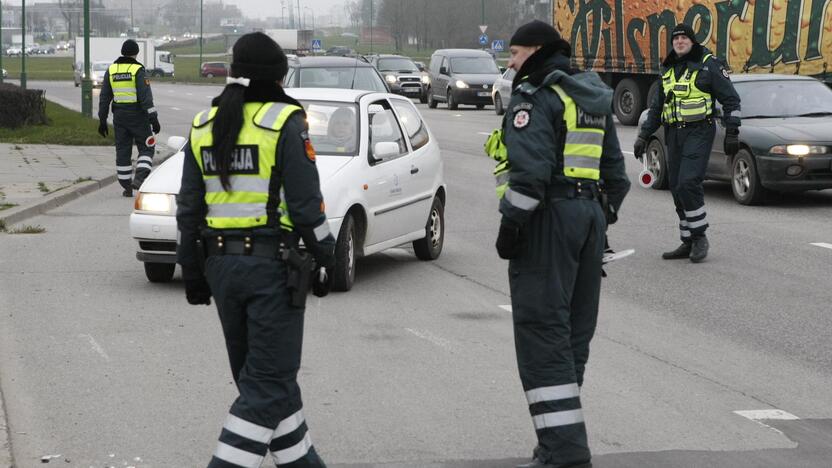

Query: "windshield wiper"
<box><xmin>790</xmin><ymin>112</ymin><xmax>832</xmax><ymax>117</ymax></box>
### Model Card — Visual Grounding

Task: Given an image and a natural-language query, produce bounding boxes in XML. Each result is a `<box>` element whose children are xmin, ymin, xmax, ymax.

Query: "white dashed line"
<box><xmin>170</xmin><ymin>107</ymin><xmax>181</xmax><ymax>111</ymax></box>
<box><xmin>622</xmin><ymin>150</ymin><xmax>634</xmax><ymax>155</ymax></box>
<box><xmin>734</xmin><ymin>409</ymin><xmax>799</xmax><ymax>421</ymax></box>
<box><xmin>79</xmin><ymin>334</ymin><xmax>110</xmax><ymax>361</ymax></box>
<box><xmin>477</xmin><ymin>132</ymin><xmax>491</xmax><ymax>136</ymax></box>
<box><xmin>499</xmin><ymin>305</ymin><xmax>512</xmax><ymax>312</ymax></box>
<box><xmin>186</xmin><ymin>93</ymin><xmax>193</xmax><ymax>96</ymax></box>
<box><xmin>404</xmin><ymin>328</ymin><xmax>453</xmax><ymax>351</ymax></box>
<box><xmin>454</xmin><ymin>114</ymin><xmax>462</xmax><ymax>117</ymax></box>
<box><xmin>810</xmin><ymin>242</ymin><xmax>832</xmax><ymax>250</ymax></box>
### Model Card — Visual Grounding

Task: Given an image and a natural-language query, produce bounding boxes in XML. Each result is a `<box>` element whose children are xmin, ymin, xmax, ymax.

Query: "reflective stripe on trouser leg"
<box><xmin>114</xmin><ymin>124</ymin><xmax>133</xmax><ymax>190</ymax></box>
<box><xmin>269</xmin><ymin>409</ymin><xmax>315</xmax><ymax>466</ymax></box>
<box><xmin>677</xmin><ymin>122</ymin><xmax>714</xmax><ymax>236</ymax></box>
<box><xmin>209</xmin><ymin>413</ymin><xmax>272</xmax><ymax>468</ymax></box>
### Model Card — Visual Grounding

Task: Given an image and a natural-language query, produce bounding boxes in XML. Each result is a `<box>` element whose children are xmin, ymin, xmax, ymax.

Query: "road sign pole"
<box><xmin>0</xmin><ymin>1</ymin><xmax>4</xmax><ymax>84</ymax></box>
<box><xmin>81</xmin><ymin>0</ymin><xmax>92</xmax><ymax>117</ymax></box>
<box><xmin>21</xmin><ymin>0</ymin><xmax>26</xmax><ymax>89</ymax></box>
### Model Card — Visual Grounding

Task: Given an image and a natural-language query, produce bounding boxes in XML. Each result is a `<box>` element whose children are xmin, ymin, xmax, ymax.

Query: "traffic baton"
<box><xmin>145</xmin><ymin>133</ymin><xmax>157</xmax><ymax>147</ymax></box>
<box><xmin>638</xmin><ymin>155</ymin><xmax>655</xmax><ymax>189</ymax></box>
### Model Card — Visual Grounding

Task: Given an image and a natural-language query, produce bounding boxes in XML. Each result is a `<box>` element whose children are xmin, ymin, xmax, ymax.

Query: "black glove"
<box><xmin>495</xmin><ymin>222</ymin><xmax>521</xmax><ymax>260</ymax></box>
<box><xmin>98</xmin><ymin>120</ymin><xmax>108</xmax><ymax>137</ymax></box>
<box><xmin>633</xmin><ymin>136</ymin><xmax>647</xmax><ymax>160</ymax></box>
<box><xmin>184</xmin><ymin>276</ymin><xmax>212</xmax><ymax>305</ymax></box>
<box><xmin>149</xmin><ymin>115</ymin><xmax>161</xmax><ymax>134</ymax></box>
<box><xmin>724</xmin><ymin>128</ymin><xmax>740</xmax><ymax>156</ymax></box>
<box><xmin>311</xmin><ymin>267</ymin><xmax>331</xmax><ymax>298</ymax></box>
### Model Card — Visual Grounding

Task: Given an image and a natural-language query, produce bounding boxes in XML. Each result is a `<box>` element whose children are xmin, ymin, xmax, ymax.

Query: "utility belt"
<box><xmin>665</xmin><ymin>117</ymin><xmax>713</xmax><ymax>129</ymax></box>
<box><xmin>201</xmin><ymin>231</ymin><xmax>313</xmax><ymax>308</ymax></box>
<box><xmin>546</xmin><ymin>181</ymin><xmax>600</xmax><ymax>201</ymax></box>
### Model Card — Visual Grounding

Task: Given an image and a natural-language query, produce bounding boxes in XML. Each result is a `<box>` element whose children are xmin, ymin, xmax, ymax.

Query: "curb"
<box><xmin>0</xmin><ymin>175</ymin><xmax>118</xmax><ymax>229</ymax></box>
<box><xmin>0</xmin><ymin>381</ymin><xmax>14</xmax><ymax>468</ymax></box>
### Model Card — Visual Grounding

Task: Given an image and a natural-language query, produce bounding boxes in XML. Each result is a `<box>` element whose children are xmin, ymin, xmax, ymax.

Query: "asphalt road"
<box><xmin>1</xmin><ymin>81</ymin><xmax>831</xmax><ymax>467</ymax></box>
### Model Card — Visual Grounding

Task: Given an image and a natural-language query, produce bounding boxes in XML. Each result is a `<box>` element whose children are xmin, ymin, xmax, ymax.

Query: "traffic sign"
<box><xmin>492</xmin><ymin>39</ymin><xmax>504</xmax><ymax>51</ymax></box>
<box><xmin>479</xmin><ymin>25</ymin><xmax>488</xmax><ymax>34</ymax></box>
<box><xmin>478</xmin><ymin>34</ymin><xmax>489</xmax><ymax>46</ymax></box>
<box><xmin>311</xmin><ymin>39</ymin><xmax>322</xmax><ymax>51</ymax></box>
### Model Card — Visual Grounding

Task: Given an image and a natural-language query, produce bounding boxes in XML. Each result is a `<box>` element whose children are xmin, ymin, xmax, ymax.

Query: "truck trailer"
<box><xmin>554</xmin><ymin>0</ymin><xmax>832</xmax><ymax>124</ymax></box>
<box><xmin>264</xmin><ymin>29</ymin><xmax>314</xmax><ymax>55</ymax></box>
<box><xmin>74</xmin><ymin>37</ymin><xmax>174</xmax><ymax>78</ymax></box>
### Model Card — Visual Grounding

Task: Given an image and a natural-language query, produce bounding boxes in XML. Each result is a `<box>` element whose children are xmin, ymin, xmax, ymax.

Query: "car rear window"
<box><xmin>300</xmin><ymin>101</ymin><xmax>359</xmax><ymax>156</ymax></box>
<box><xmin>297</xmin><ymin>67</ymin><xmax>387</xmax><ymax>92</ymax></box>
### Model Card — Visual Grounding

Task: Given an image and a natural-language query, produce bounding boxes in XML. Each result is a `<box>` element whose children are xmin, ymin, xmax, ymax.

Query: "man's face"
<box><xmin>508</xmin><ymin>45</ymin><xmax>542</xmax><ymax>71</ymax></box>
<box><xmin>672</xmin><ymin>34</ymin><xmax>693</xmax><ymax>56</ymax></box>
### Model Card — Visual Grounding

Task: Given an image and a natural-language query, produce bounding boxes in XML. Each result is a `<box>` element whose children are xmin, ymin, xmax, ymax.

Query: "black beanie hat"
<box><xmin>671</xmin><ymin>23</ymin><xmax>698</xmax><ymax>44</ymax></box>
<box><xmin>510</xmin><ymin>20</ymin><xmax>560</xmax><ymax>47</ymax></box>
<box><xmin>121</xmin><ymin>39</ymin><xmax>139</xmax><ymax>56</ymax></box>
<box><xmin>230</xmin><ymin>32</ymin><xmax>288</xmax><ymax>82</ymax></box>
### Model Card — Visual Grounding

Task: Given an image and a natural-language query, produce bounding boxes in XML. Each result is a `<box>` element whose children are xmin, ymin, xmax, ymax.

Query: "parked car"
<box><xmin>426</xmin><ymin>48</ymin><xmax>501</xmax><ymax>110</ymax></box>
<box><xmin>129</xmin><ymin>88</ymin><xmax>446</xmax><ymax>290</ymax></box>
<box><xmin>326</xmin><ymin>46</ymin><xmax>354</xmax><ymax>56</ymax></box>
<box><xmin>200</xmin><ymin>61</ymin><xmax>228</xmax><ymax>78</ymax></box>
<box><xmin>1</xmin><ymin>68</ymin><xmax>7</xmax><ymax>79</ymax></box>
<box><xmin>284</xmin><ymin>56</ymin><xmax>388</xmax><ymax>93</ymax></box>
<box><xmin>5</xmin><ymin>46</ymin><xmax>22</xmax><ymax>56</ymax></box>
<box><xmin>492</xmin><ymin>67</ymin><xmax>515</xmax><ymax>115</ymax></box>
<box><xmin>368</xmin><ymin>54</ymin><xmax>429</xmax><ymax>103</ymax></box>
<box><xmin>73</xmin><ymin>61</ymin><xmax>111</xmax><ymax>87</ymax></box>
<box><xmin>638</xmin><ymin>74</ymin><xmax>832</xmax><ymax>205</ymax></box>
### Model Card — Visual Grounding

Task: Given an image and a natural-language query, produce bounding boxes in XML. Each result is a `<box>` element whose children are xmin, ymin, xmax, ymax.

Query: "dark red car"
<box><xmin>200</xmin><ymin>62</ymin><xmax>228</xmax><ymax>78</ymax></box>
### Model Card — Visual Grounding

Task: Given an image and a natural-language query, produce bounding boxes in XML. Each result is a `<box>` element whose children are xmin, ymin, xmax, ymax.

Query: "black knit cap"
<box><xmin>671</xmin><ymin>23</ymin><xmax>698</xmax><ymax>44</ymax></box>
<box><xmin>510</xmin><ymin>20</ymin><xmax>561</xmax><ymax>47</ymax></box>
<box><xmin>230</xmin><ymin>32</ymin><xmax>288</xmax><ymax>82</ymax></box>
<box><xmin>121</xmin><ymin>39</ymin><xmax>139</xmax><ymax>56</ymax></box>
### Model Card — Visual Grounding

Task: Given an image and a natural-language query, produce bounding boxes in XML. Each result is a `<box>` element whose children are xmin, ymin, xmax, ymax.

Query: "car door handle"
<box><xmin>410</xmin><ymin>167</ymin><xmax>419</xmax><ymax>174</ymax></box>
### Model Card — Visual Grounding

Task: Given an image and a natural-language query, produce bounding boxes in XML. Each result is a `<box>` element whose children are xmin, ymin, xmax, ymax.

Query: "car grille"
<box><xmin>139</xmin><ymin>241</ymin><xmax>176</xmax><ymax>252</ymax></box>
<box><xmin>400</xmin><ymin>76</ymin><xmax>420</xmax><ymax>83</ymax></box>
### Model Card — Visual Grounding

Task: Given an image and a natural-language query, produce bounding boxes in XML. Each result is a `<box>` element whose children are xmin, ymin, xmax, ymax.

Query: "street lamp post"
<box><xmin>199</xmin><ymin>0</ymin><xmax>203</xmax><ymax>79</ymax></box>
<box><xmin>369</xmin><ymin>0</ymin><xmax>373</xmax><ymax>54</ymax></box>
<box><xmin>81</xmin><ymin>0</ymin><xmax>92</xmax><ymax>117</ymax></box>
<box><xmin>21</xmin><ymin>0</ymin><xmax>26</xmax><ymax>89</ymax></box>
<box><xmin>0</xmin><ymin>0</ymin><xmax>4</xmax><ymax>85</ymax></box>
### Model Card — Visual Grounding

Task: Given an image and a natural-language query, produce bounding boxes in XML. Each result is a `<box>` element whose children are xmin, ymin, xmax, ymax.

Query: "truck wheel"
<box><xmin>646</xmin><ymin>138</ymin><xmax>669</xmax><ymax>190</ymax></box>
<box><xmin>614</xmin><ymin>78</ymin><xmax>645</xmax><ymax>126</ymax></box>
<box><xmin>144</xmin><ymin>262</ymin><xmax>175</xmax><ymax>283</ymax></box>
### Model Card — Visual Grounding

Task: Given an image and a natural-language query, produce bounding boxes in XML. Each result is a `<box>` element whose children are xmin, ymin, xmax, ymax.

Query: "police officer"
<box><xmin>634</xmin><ymin>23</ymin><xmax>741</xmax><ymax>262</ymax></box>
<box><xmin>176</xmin><ymin>32</ymin><xmax>334</xmax><ymax>468</ymax></box>
<box><xmin>495</xmin><ymin>21</ymin><xmax>630</xmax><ymax>468</ymax></box>
<box><xmin>98</xmin><ymin>39</ymin><xmax>161</xmax><ymax>197</ymax></box>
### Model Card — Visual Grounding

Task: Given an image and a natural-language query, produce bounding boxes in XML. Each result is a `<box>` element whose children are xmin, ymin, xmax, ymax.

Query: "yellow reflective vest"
<box><xmin>108</xmin><ymin>63</ymin><xmax>142</xmax><ymax>104</ymax></box>
<box><xmin>661</xmin><ymin>54</ymin><xmax>714</xmax><ymax>124</ymax></box>
<box><xmin>550</xmin><ymin>84</ymin><xmax>605</xmax><ymax>181</ymax></box>
<box><xmin>190</xmin><ymin>102</ymin><xmax>303</xmax><ymax>230</ymax></box>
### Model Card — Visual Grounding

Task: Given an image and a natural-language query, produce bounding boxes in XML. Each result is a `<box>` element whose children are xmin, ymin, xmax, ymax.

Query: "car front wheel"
<box><xmin>732</xmin><ymin>149</ymin><xmax>768</xmax><ymax>205</ymax></box>
<box><xmin>144</xmin><ymin>262</ymin><xmax>175</xmax><ymax>283</ymax></box>
<box><xmin>427</xmin><ymin>87</ymin><xmax>437</xmax><ymax>108</ymax></box>
<box><xmin>206</xmin><ymin>73</ymin><xmax>214</xmax><ymax>78</ymax></box>
<box><xmin>494</xmin><ymin>93</ymin><xmax>504</xmax><ymax>115</ymax></box>
<box><xmin>413</xmin><ymin>196</ymin><xmax>444</xmax><ymax>260</ymax></box>
<box><xmin>332</xmin><ymin>214</ymin><xmax>356</xmax><ymax>291</ymax></box>
<box><xmin>447</xmin><ymin>89</ymin><xmax>458</xmax><ymax>110</ymax></box>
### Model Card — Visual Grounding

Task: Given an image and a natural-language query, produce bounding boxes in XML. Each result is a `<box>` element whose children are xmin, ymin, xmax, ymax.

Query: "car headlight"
<box><xmin>385</xmin><ymin>74</ymin><xmax>397</xmax><ymax>83</ymax></box>
<box><xmin>769</xmin><ymin>145</ymin><xmax>829</xmax><ymax>156</ymax></box>
<box><xmin>455</xmin><ymin>80</ymin><xmax>469</xmax><ymax>88</ymax></box>
<box><xmin>421</xmin><ymin>75</ymin><xmax>430</xmax><ymax>84</ymax></box>
<box><xmin>135</xmin><ymin>193</ymin><xmax>173</xmax><ymax>213</ymax></box>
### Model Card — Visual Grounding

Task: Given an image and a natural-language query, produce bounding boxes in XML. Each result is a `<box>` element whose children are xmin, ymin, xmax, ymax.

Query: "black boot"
<box><xmin>122</xmin><ymin>188</ymin><xmax>133</xmax><ymax>197</ymax></box>
<box><xmin>689</xmin><ymin>235</ymin><xmax>709</xmax><ymax>263</ymax></box>
<box><xmin>516</xmin><ymin>459</ymin><xmax>591</xmax><ymax>468</ymax></box>
<box><xmin>662</xmin><ymin>242</ymin><xmax>692</xmax><ymax>260</ymax></box>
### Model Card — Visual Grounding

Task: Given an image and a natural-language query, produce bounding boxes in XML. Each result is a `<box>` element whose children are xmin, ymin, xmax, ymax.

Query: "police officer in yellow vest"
<box><xmin>98</xmin><ymin>39</ymin><xmax>161</xmax><ymax>197</ymax></box>
<box><xmin>176</xmin><ymin>32</ymin><xmax>334</xmax><ymax>468</ymax></box>
<box><xmin>495</xmin><ymin>21</ymin><xmax>629</xmax><ymax>468</ymax></box>
<box><xmin>634</xmin><ymin>23</ymin><xmax>741</xmax><ymax>262</ymax></box>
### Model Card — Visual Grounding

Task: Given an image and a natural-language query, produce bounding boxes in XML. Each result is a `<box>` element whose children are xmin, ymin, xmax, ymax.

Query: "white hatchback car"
<box><xmin>130</xmin><ymin>88</ymin><xmax>446</xmax><ymax>291</ymax></box>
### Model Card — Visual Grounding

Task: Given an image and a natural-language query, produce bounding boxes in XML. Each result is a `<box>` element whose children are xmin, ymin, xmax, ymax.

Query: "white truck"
<box><xmin>264</xmin><ymin>29</ymin><xmax>314</xmax><ymax>55</ymax></box>
<box><xmin>74</xmin><ymin>37</ymin><xmax>174</xmax><ymax>78</ymax></box>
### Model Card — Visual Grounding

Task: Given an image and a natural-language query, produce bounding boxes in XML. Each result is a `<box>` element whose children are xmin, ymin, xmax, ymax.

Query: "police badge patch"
<box><xmin>513</xmin><ymin>110</ymin><xmax>530</xmax><ymax>129</ymax></box>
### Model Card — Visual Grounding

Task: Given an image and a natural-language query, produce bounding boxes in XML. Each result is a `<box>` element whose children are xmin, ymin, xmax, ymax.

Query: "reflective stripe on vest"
<box><xmin>661</xmin><ymin>54</ymin><xmax>714</xmax><ymax>123</ymax></box>
<box><xmin>484</xmin><ymin>128</ymin><xmax>510</xmax><ymax>198</ymax></box>
<box><xmin>108</xmin><ymin>63</ymin><xmax>141</xmax><ymax>104</ymax></box>
<box><xmin>550</xmin><ymin>84</ymin><xmax>604</xmax><ymax>181</ymax></box>
<box><xmin>190</xmin><ymin>102</ymin><xmax>302</xmax><ymax>230</ymax></box>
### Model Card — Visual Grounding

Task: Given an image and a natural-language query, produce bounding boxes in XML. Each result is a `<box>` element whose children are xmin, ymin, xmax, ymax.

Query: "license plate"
<box><xmin>477</xmin><ymin>91</ymin><xmax>490</xmax><ymax>97</ymax></box>
<box><xmin>404</xmin><ymin>88</ymin><xmax>419</xmax><ymax>93</ymax></box>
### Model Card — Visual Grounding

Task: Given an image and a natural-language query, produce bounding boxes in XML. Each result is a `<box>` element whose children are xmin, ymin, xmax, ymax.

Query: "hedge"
<box><xmin>0</xmin><ymin>83</ymin><xmax>48</xmax><ymax>129</ymax></box>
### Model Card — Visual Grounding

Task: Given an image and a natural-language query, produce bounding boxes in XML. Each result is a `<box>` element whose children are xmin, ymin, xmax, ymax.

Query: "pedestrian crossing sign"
<box><xmin>311</xmin><ymin>39</ymin><xmax>322</xmax><ymax>51</ymax></box>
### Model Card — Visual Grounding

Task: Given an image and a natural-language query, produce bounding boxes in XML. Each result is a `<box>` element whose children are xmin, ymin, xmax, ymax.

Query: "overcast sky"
<box><xmin>226</xmin><ymin>0</ymin><xmax>347</xmax><ymax>19</ymax></box>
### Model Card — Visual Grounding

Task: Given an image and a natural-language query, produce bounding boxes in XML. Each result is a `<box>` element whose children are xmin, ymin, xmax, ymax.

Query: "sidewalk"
<box><xmin>0</xmin><ymin>143</ymin><xmax>173</xmax><ymax>229</ymax></box>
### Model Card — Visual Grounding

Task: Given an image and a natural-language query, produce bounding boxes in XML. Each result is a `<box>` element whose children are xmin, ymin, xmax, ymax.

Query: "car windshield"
<box><xmin>736</xmin><ymin>80</ymin><xmax>832</xmax><ymax>118</ymax></box>
<box><xmin>377</xmin><ymin>58</ymin><xmax>418</xmax><ymax>72</ymax></box>
<box><xmin>450</xmin><ymin>57</ymin><xmax>499</xmax><ymax>74</ymax></box>
<box><xmin>93</xmin><ymin>63</ymin><xmax>110</xmax><ymax>71</ymax></box>
<box><xmin>297</xmin><ymin>67</ymin><xmax>387</xmax><ymax>92</ymax></box>
<box><xmin>300</xmin><ymin>101</ymin><xmax>359</xmax><ymax>156</ymax></box>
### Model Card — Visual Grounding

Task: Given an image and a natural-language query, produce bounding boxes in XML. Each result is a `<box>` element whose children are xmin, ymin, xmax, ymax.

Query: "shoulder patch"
<box><xmin>513</xmin><ymin>110</ymin><xmax>530</xmax><ymax>129</ymax></box>
<box><xmin>512</xmin><ymin>102</ymin><xmax>533</xmax><ymax>113</ymax></box>
<box><xmin>304</xmin><ymin>139</ymin><xmax>316</xmax><ymax>162</ymax></box>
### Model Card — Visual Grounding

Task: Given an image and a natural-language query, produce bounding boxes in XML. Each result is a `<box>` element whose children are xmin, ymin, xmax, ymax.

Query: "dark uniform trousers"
<box><xmin>664</xmin><ymin>121</ymin><xmax>714</xmax><ymax>242</ymax></box>
<box><xmin>204</xmin><ymin>254</ymin><xmax>324</xmax><ymax>468</ymax></box>
<box><xmin>113</xmin><ymin>110</ymin><xmax>154</xmax><ymax>190</ymax></box>
<box><xmin>509</xmin><ymin>194</ymin><xmax>605</xmax><ymax>465</ymax></box>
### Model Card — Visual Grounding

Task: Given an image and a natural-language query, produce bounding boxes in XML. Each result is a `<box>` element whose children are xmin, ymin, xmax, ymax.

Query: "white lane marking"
<box><xmin>734</xmin><ymin>409</ymin><xmax>799</xmax><ymax>421</ymax></box>
<box><xmin>499</xmin><ymin>305</ymin><xmax>512</xmax><ymax>312</ymax></box>
<box><xmin>404</xmin><ymin>328</ymin><xmax>452</xmax><ymax>351</ymax></box>
<box><xmin>454</xmin><ymin>114</ymin><xmax>462</xmax><ymax>117</ymax></box>
<box><xmin>622</xmin><ymin>150</ymin><xmax>634</xmax><ymax>155</ymax></box>
<box><xmin>477</xmin><ymin>132</ymin><xmax>491</xmax><ymax>136</ymax></box>
<box><xmin>79</xmin><ymin>334</ymin><xmax>110</xmax><ymax>361</ymax></box>
<box><xmin>206</xmin><ymin>95</ymin><xmax>214</xmax><ymax>99</ymax></box>
<box><xmin>186</xmin><ymin>93</ymin><xmax>193</xmax><ymax>96</ymax></box>
<box><xmin>170</xmin><ymin>107</ymin><xmax>181</xmax><ymax>111</ymax></box>
<box><xmin>810</xmin><ymin>242</ymin><xmax>832</xmax><ymax>250</ymax></box>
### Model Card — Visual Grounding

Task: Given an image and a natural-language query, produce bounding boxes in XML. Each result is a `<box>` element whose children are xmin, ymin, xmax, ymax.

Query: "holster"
<box><xmin>195</xmin><ymin>238</ymin><xmax>207</xmax><ymax>272</ymax></box>
<box><xmin>599</xmin><ymin>185</ymin><xmax>617</xmax><ymax>226</ymax></box>
<box><xmin>282</xmin><ymin>245</ymin><xmax>313</xmax><ymax>308</ymax></box>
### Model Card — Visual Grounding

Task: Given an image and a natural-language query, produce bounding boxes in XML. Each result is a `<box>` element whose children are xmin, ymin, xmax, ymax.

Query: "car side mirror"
<box><xmin>166</xmin><ymin>136</ymin><xmax>187</xmax><ymax>152</ymax></box>
<box><xmin>373</xmin><ymin>141</ymin><xmax>400</xmax><ymax>160</ymax></box>
<box><xmin>439</xmin><ymin>66</ymin><xmax>448</xmax><ymax>75</ymax></box>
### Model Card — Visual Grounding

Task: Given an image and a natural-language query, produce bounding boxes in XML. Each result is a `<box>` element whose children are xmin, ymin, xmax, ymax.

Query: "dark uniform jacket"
<box><xmin>500</xmin><ymin>51</ymin><xmax>630</xmax><ymax>228</ymax></box>
<box><xmin>176</xmin><ymin>85</ymin><xmax>332</xmax><ymax>280</ymax></box>
<box><xmin>98</xmin><ymin>56</ymin><xmax>156</xmax><ymax>120</ymax></box>
<box><xmin>639</xmin><ymin>43</ymin><xmax>741</xmax><ymax>139</ymax></box>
